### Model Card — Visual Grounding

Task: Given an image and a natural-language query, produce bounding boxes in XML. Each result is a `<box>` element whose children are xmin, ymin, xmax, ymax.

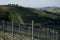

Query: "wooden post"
<box><xmin>47</xmin><ymin>28</ymin><xmax>49</xmax><ymax>40</ymax></box>
<box><xmin>32</xmin><ymin>20</ymin><xmax>34</xmax><ymax>40</ymax></box>
<box><xmin>19</xmin><ymin>24</ymin><xmax>20</xmax><ymax>32</ymax></box>
<box><xmin>56</xmin><ymin>31</ymin><xmax>58</xmax><ymax>40</ymax></box>
<box><xmin>53</xmin><ymin>29</ymin><xmax>55</xmax><ymax>40</ymax></box>
<box><xmin>3</xmin><ymin>20</ymin><xmax>4</xmax><ymax>31</ymax></box>
<box><xmin>12</xmin><ymin>20</ymin><xmax>14</xmax><ymax>40</ymax></box>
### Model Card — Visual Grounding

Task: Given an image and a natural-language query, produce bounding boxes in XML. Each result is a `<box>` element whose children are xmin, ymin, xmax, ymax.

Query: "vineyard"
<box><xmin>0</xmin><ymin>20</ymin><xmax>60</xmax><ymax>40</ymax></box>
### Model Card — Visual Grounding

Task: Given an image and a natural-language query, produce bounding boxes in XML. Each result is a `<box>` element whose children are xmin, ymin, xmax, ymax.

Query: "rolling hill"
<box><xmin>35</xmin><ymin>7</ymin><xmax>60</xmax><ymax>14</ymax></box>
<box><xmin>0</xmin><ymin>4</ymin><xmax>60</xmax><ymax>30</ymax></box>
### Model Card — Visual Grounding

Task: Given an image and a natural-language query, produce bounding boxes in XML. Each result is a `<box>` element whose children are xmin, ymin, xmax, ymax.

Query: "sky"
<box><xmin>0</xmin><ymin>0</ymin><xmax>60</xmax><ymax>8</ymax></box>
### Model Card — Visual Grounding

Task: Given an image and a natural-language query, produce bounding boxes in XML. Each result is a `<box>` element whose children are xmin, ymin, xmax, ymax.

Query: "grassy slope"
<box><xmin>0</xmin><ymin>5</ymin><xmax>60</xmax><ymax>29</ymax></box>
<box><xmin>0</xmin><ymin>4</ymin><xmax>60</xmax><ymax>40</ymax></box>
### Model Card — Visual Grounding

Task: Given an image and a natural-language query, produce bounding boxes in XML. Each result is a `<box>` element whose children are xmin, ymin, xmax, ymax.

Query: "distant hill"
<box><xmin>35</xmin><ymin>7</ymin><xmax>60</xmax><ymax>13</ymax></box>
<box><xmin>35</xmin><ymin>7</ymin><xmax>60</xmax><ymax>10</ymax></box>
<box><xmin>0</xmin><ymin>4</ymin><xmax>60</xmax><ymax>30</ymax></box>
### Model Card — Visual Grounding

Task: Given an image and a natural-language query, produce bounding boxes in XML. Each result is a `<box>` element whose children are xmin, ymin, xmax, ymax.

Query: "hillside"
<box><xmin>35</xmin><ymin>7</ymin><xmax>60</xmax><ymax>15</ymax></box>
<box><xmin>0</xmin><ymin>4</ymin><xmax>60</xmax><ymax>29</ymax></box>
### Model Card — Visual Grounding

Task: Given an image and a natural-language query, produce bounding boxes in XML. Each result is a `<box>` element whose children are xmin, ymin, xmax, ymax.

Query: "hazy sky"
<box><xmin>0</xmin><ymin>0</ymin><xmax>60</xmax><ymax>8</ymax></box>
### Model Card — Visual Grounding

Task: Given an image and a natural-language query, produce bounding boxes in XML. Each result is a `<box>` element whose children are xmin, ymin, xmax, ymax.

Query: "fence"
<box><xmin>0</xmin><ymin>20</ymin><xmax>60</xmax><ymax>40</ymax></box>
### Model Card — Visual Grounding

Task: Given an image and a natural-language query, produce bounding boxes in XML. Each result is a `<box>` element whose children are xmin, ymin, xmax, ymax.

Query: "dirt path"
<box><xmin>16</xmin><ymin>13</ymin><xmax>24</xmax><ymax>24</ymax></box>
